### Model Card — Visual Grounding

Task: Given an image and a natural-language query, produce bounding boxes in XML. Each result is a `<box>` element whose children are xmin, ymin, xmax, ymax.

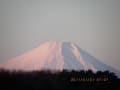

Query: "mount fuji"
<box><xmin>0</xmin><ymin>41</ymin><xmax>120</xmax><ymax>77</ymax></box>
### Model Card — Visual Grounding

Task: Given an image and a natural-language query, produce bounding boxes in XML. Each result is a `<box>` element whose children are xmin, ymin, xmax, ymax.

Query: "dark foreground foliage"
<box><xmin>0</xmin><ymin>69</ymin><xmax>120</xmax><ymax>90</ymax></box>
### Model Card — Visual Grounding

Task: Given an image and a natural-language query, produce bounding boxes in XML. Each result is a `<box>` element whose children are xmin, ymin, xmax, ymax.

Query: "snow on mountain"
<box><xmin>0</xmin><ymin>41</ymin><xmax>120</xmax><ymax>77</ymax></box>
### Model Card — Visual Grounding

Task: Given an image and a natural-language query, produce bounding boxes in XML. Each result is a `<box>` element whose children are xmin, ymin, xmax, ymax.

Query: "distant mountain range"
<box><xmin>0</xmin><ymin>41</ymin><xmax>120</xmax><ymax>77</ymax></box>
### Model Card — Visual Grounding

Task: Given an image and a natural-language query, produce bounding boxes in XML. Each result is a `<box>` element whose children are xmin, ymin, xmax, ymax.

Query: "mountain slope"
<box><xmin>0</xmin><ymin>41</ymin><xmax>120</xmax><ymax>77</ymax></box>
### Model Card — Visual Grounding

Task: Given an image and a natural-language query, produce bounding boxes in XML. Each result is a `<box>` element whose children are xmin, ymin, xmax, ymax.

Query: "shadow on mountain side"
<box><xmin>0</xmin><ymin>69</ymin><xmax>120</xmax><ymax>90</ymax></box>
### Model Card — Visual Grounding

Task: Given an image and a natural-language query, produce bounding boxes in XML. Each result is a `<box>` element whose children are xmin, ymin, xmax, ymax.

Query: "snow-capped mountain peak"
<box><xmin>0</xmin><ymin>41</ymin><xmax>120</xmax><ymax>77</ymax></box>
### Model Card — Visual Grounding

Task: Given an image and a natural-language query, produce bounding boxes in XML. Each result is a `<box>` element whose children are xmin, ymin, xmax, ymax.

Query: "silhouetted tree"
<box><xmin>0</xmin><ymin>69</ymin><xmax>119</xmax><ymax>90</ymax></box>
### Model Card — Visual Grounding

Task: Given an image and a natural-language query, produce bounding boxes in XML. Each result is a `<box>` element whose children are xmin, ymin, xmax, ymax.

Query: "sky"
<box><xmin>0</xmin><ymin>0</ymin><xmax>120</xmax><ymax>70</ymax></box>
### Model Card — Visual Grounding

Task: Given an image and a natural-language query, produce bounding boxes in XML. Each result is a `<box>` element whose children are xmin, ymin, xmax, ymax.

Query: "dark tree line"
<box><xmin>0</xmin><ymin>69</ymin><xmax>120</xmax><ymax>90</ymax></box>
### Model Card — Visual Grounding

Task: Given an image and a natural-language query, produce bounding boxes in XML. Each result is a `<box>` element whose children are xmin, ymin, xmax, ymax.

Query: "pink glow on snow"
<box><xmin>1</xmin><ymin>41</ymin><xmax>97</xmax><ymax>72</ymax></box>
